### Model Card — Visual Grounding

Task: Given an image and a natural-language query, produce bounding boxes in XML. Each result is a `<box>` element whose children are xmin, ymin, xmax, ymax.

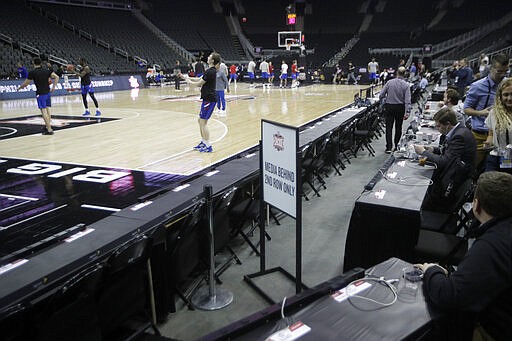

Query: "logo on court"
<box><xmin>0</xmin><ymin>115</ymin><xmax>118</xmax><ymax>140</ymax></box>
<box><xmin>273</xmin><ymin>131</ymin><xmax>285</xmax><ymax>151</ymax></box>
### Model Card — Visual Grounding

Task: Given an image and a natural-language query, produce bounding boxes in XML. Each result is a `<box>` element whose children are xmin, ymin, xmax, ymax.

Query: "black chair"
<box><xmin>166</xmin><ymin>203</ymin><xmax>205</xmax><ymax>310</ymax></box>
<box><xmin>414</xmin><ymin>229</ymin><xmax>468</xmax><ymax>266</ymax></box>
<box><xmin>352</xmin><ymin>110</ymin><xmax>380</xmax><ymax>157</ymax></box>
<box><xmin>97</xmin><ymin>235</ymin><xmax>161</xmax><ymax>340</ymax></box>
<box><xmin>415</xmin><ymin>180</ymin><xmax>476</xmax><ymax>266</ymax></box>
<box><xmin>300</xmin><ymin>144</ymin><xmax>320</xmax><ymax>200</ymax></box>
<box><xmin>415</xmin><ymin>210</ymin><xmax>479</xmax><ymax>267</ymax></box>
<box><xmin>337</xmin><ymin>120</ymin><xmax>358</xmax><ymax>163</ymax></box>
<box><xmin>0</xmin><ymin>302</ymin><xmax>31</xmax><ymax>341</ymax></box>
<box><xmin>228</xmin><ymin>183</ymin><xmax>275</xmax><ymax>255</ymax></box>
<box><xmin>34</xmin><ymin>262</ymin><xmax>105</xmax><ymax>341</ymax></box>
<box><xmin>301</xmin><ymin>139</ymin><xmax>329</xmax><ymax>199</ymax></box>
<box><xmin>421</xmin><ymin>178</ymin><xmax>475</xmax><ymax>234</ymax></box>
<box><xmin>323</xmin><ymin>131</ymin><xmax>343</xmax><ymax>176</ymax></box>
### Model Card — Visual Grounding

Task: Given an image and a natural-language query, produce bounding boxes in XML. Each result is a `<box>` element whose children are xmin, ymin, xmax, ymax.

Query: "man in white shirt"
<box><xmin>280</xmin><ymin>60</ymin><xmax>288</xmax><ymax>88</ymax></box>
<box><xmin>247</xmin><ymin>59</ymin><xmax>256</xmax><ymax>87</ymax></box>
<box><xmin>368</xmin><ymin>57</ymin><xmax>379</xmax><ymax>85</ymax></box>
<box><xmin>259</xmin><ymin>59</ymin><xmax>269</xmax><ymax>87</ymax></box>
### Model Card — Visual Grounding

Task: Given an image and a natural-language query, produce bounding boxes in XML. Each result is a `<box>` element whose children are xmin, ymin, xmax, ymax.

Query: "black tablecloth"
<box><xmin>201</xmin><ymin>258</ymin><xmax>437</xmax><ymax>341</ymax></box>
<box><xmin>344</xmin><ymin>158</ymin><xmax>434</xmax><ymax>271</ymax></box>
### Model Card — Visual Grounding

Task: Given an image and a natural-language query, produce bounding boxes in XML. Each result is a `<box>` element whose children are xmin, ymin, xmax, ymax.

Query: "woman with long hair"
<box><xmin>484</xmin><ymin>78</ymin><xmax>512</xmax><ymax>173</ymax></box>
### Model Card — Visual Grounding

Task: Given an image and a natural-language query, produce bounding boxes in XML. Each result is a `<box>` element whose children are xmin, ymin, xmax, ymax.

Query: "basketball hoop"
<box><xmin>278</xmin><ymin>31</ymin><xmax>302</xmax><ymax>48</ymax></box>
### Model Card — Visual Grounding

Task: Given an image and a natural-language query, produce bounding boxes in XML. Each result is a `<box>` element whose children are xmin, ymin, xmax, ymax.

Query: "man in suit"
<box><xmin>414</xmin><ymin>107</ymin><xmax>477</xmax><ymax>211</ymax></box>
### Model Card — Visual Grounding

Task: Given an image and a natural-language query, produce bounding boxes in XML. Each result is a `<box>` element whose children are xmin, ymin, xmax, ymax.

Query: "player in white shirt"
<box><xmin>247</xmin><ymin>59</ymin><xmax>256</xmax><ymax>87</ymax></box>
<box><xmin>259</xmin><ymin>59</ymin><xmax>269</xmax><ymax>87</ymax></box>
<box><xmin>280</xmin><ymin>60</ymin><xmax>288</xmax><ymax>88</ymax></box>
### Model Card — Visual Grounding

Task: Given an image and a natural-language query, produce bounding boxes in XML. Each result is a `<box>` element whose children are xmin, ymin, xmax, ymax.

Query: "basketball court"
<box><xmin>0</xmin><ymin>82</ymin><xmax>362</xmax><ymax>265</ymax></box>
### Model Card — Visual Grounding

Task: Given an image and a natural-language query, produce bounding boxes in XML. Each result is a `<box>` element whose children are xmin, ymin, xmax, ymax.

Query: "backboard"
<box><xmin>278</xmin><ymin>31</ymin><xmax>302</xmax><ymax>48</ymax></box>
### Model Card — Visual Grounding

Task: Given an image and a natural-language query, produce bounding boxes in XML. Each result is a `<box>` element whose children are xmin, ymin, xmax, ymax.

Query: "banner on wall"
<box><xmin>0</xmin><ymin>75</ymin><xmax>143</xmax><ymax>100</ymax></box>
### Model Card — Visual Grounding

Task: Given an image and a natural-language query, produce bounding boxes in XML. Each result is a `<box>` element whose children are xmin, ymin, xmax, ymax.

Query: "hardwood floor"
<box><xmin>0</xmin><ymin>83</ymin><xmax>365</xmax><ymax>175</ymax></box>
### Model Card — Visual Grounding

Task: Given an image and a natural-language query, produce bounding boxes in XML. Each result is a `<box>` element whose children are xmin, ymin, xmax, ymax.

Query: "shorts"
<box><xmin>81</xmin><ymin>84</ymin><xmax>94</xmax><ymax>95</ymax></box>
<box><xmin>292</xmin><ymin>73</ymin><xmax>297</xmax><ymax>80</ymax></box>
<box><xmin>248</xmin><ymin>72</ymin><xmax>255</xmax><ymax>79</ymax></box>
<box><xmin>199</xmin><ymin>101</ymin><xmax>216</xmax><ymax>120</ymax></box>
<box><xmin>369</xmin><ymin>72</ymin><xmax>377</xmax><ymax>80</ymax></box>
<box><xmin>230</xmin><ymin>74</ymin><xmax>237</xmax><ymax>80</ymax></box>
<box><xmin>261</xmin><ymin>72</ymin><xmax>269</xmax><ymax>79</ymax></box>
<box><xmin>36</xmin><ymin>93</ymin><xmax>51</xmax><ymax>109</ymax></box>
<box><xmin>280</xmin><ymin>73</ymin><xmax>287</xmax><ymax>80</ymax></box>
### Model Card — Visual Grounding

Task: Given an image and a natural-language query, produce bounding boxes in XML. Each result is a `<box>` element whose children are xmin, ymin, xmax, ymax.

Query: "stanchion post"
<box><xmin>191</xmin><ymin>184</ymin><xmax>233</xmax><ymax>310</ymax></box>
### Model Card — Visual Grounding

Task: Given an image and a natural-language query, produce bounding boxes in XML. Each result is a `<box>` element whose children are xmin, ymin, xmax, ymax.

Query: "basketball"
<box><xmin>66</xmin><ymin>64</ymin><xmax>74</xmax><ymax>72</ymax></box>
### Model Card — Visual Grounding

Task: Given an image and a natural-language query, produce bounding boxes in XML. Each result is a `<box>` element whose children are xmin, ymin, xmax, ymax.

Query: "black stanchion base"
<box><xmin>244</xmin><ymin>267</ymin><xmax>309</xmax><ymax>304</ymax></box>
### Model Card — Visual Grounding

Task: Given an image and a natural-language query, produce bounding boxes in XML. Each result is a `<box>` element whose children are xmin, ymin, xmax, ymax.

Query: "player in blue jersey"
<box><xmin>17</xmin><ymin>57</ymin><xmax>59</xmax><ymax>135</ymax></box>
<box><xmin>182</xmin><ymin>52</ymin><xmax>221</xmax><ymax>153</ymax></box>
<box><xmin>73</xmin><ymin>58</ymin><xmax>101</xmax><ymax>116</ymax></box>
<box><xmin>16</xmin><ymin>62</ymin><xmax>28</xmax><ymax>79</ymax></box>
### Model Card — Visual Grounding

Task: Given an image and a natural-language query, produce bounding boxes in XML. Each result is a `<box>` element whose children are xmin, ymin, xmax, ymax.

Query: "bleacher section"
<box><xmin>366</xmin><ymin>1</ymin><xmax>436</xmax><ymax>34</ymax></box>
<box><xmin>33</xmin><ymin>2</ymin><xmax>185</xmax><ymax>70</ymax></box>
<box><xmin>1</xmin><ymin>0</ymin><xmax>510</xmax><ymax>80</ymax></box>
<box><xmin>1</xmin><ymin>1</ymin><xmax>136</xmax><ymax>75</ymax></box>
<box><xmin>436</xmin><ymin>20</ymin><xmax>512</xmax><ymax>66</ymax></box>
<box><xmin>306</xmin><ymin>2</ymin><xmax>362</xmax><ymax>34</ymax></box>
<box><xmin>142</xmin><ymin>0</ymin><xmax>242</xmax><ymax>61</ymax></box>
<box><xmin>0</xmin><ymin>44</ymin><xmax>33</xmax><ymax>78</ymax></box>
<box><xmin>434</xmin><ymin>2</ymin><xmax>505</xmax><ymax>31</ymax></box>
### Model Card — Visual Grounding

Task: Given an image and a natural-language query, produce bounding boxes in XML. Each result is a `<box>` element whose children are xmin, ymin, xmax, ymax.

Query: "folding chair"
<box><xmin>352</xmin><ymin>110</ymin><xmax>380</xmax><ymax>157</ymax></box>
<box><xmin>97</xmin><ymin>235</ymin><xmax>161</xmax><ymax>340</ymax></box>
<box><xmin>415</xmin><ymin>180</ymin><xmax>476</xmax><ymax>266</ymax></box>
<box><xmin>166</xmin><ymin>203</ymin><xmax>205</xmax><ymax>310</ymax></box>
<box><xmin>301</xmin><ymin>138</ymin><xmax>329</xmax><ymax>198</ymax></box>
<box><xmin>338</xmin><ymin>120</ymin><xmax>358</xmax><ymax>163</ymax></box>
<box><xmin>228</xmin><ymin>183</ymin><xmax>275</xmax><ymax>255</ymax></box>
<box><xmin>323</xmin><ymin>131</ymin><xmax>343</xmax><ymax>176</ymax></box>
<box><xmin>421</xmin><ymin>179</ymin><xmax>475</xmax><ymax>234</ymax></box>
<box><xmin>34</xmin><ymin>262</ymin><xmax>105</xmax><ymax>341</ymax></box>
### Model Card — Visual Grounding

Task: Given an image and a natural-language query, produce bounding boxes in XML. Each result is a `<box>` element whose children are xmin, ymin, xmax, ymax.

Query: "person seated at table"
<box><xmin>414</xmin><ymin>108</ymin><xmax>476</xmax><ymax>211</ymax></box>
<box><xmin>416</xmin><ymin>171</ymin><xmax>512</xmax><ymax>340</ymax></box>
<box><xmin>439</xmin><ymin>88</ymin><xmax>467</xmax><ymax>127</ymax></box>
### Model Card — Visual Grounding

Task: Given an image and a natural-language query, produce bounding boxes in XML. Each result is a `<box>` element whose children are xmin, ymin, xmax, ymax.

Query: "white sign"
<box><xmin>262</xmin><ymin>120</ymin><xmax>298</xmax><ymax>218</ymax></box>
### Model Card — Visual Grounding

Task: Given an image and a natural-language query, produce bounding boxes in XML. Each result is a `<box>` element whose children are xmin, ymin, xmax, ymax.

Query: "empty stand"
<box><xmin>33</xmin><ymin>2</ymin><xmax>184</xmax><ymax>70</ymax></box>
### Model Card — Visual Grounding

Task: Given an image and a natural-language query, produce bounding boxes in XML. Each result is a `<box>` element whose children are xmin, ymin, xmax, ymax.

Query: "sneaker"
<box><xmin>193</xmin><ymin>141</ymin><xmax>205</xmax><ymax>150</ymax></box>
<box><xmin>199</xmin><ymin>145</ymin><xmax>213</xmax><ymax>153</ymax></box>
<box><xmin>385</xmin><ymin>149</ymin><xmax>392</xmax><ymax>154</ymax></box>
<box><xmin>42</xmin><ymin>130</ymin><xmax>54</xmax><ymax>135</ymax></box>
<box><xmin>95</xmin><ymin>110</ymin><xmax>101</xmax><ymax>116</ymax></box>
<box><xmin>83</xmin><ymin>110</ymin><xmax>90</xmax><ymax>116</ymax></box>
